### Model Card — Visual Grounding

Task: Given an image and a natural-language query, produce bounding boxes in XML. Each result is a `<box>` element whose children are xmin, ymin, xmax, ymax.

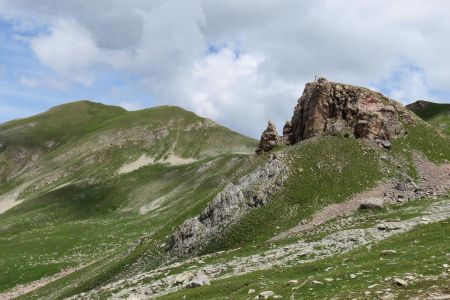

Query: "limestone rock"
<box><xmin>258</xmin><ymin>291</ymin><xmax>275</xmax><ymax>299</ymax></box>
<box><xmin>359</xmin><ymin>197</ymin><xmax>384</xmax><ymax>209</ymax></box>
<box><xmin>167</xmin><ymin>154</ymin><xmax>289</xmax><ymax>256</ymax></box>
<box><xmin>185</xmin><ymin>272</ymin><xmax>210</xmax><ymax>288</ymax></box>
<box><xmin>285</xmin><ymin>77</ymin><xmax>416</xmax><ymax>147</ymax></box>
<box><xmin>256</xmin><ymin>121</ymin><xmax>281</xmax><ymax>154</ymax></box>
<box><xmin>287</xmin><ymin>279</ymin><xmax>299</xmax><ymax>285</ymax></box>
<box><xmin>393</xmin><ymin>278</ymin><xmax>408</xmax><ymax>286</ymax></box>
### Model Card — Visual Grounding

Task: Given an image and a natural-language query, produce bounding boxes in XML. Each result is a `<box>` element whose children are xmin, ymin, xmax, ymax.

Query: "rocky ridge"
<box><xmin>257</xmin><ymin>77</ymin><xmax>417</xmax><ymax>153</ymax></box>
<box><xmin>167</xmin><ymin>153</ymin><xmax>289</xmax><ymax>256</ymax></box>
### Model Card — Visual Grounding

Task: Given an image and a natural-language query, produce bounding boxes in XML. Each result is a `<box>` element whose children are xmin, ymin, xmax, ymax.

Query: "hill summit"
<box><xmin>257</xmin><ymin>77</ymin><xmax>417</xmax><ymax>153</ymax></box>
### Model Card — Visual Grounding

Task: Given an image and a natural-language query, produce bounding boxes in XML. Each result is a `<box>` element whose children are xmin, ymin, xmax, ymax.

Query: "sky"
<box><xmin>0</xmin><ymin>0</ymin><xmax>449</xmax><ymax>138</ymax></box>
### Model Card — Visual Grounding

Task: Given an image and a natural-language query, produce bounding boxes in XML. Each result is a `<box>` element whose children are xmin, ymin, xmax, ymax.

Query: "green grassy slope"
<box><xmin>0</xmin><ymin>101</ymin><xmax>256</xmax><ymax>186</ymax></box>
<box><xmin>20</xmin><ymin>111</ymin><xmax>450</xmax><ymax>299</ymax></box>
<box><xmin>161</xmin><ymin>195</ymin><xmax>450</xmax><ymax>300</ymax></box>
<box><xmin>406</xmin><ymin>100</ymin><xmax>450</xmax><ymax>135</ymax></box>
<box><xmin>2</xmin><ymin>98</ymin><xmax>450</xmax><ymax>299</ymax></box>
<box><xmin>0</xmin><ymin>101</ymin><xmax>259</xmax><ymax>294</ymax></box>
<box><xmin>203</xmin><ymin>117</ymin><xmax>450</xmax><ymax>255</ymax></box>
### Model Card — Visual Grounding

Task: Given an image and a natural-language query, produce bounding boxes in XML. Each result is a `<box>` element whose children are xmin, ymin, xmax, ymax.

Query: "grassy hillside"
<box><xmin>407</xmin><ymin>100</ymin><xmax>450</xmax><ymax>135</ymax></box>
<box><xmin>0</xmin><ymin>101</ymin><xmax>259</xmax><ymax>295</ymax></box>
<box><xmin>203</xmin><ymin>117</ymin><xmax>450</xmax><ymax>254</ymax></box>
<box><xmin>161</xmin><ymin>195</ymin><xmax>450</xmax><ymax>300</ymax></box>
<box><xmin>1</xmin><ymin>99</ymin><xmax>450</xmax><ymax>299</ymax></box>
<box><xmin>0</xmin><ymin>101</ymin><xmax>256</xmax><ymax>185</ymax></box>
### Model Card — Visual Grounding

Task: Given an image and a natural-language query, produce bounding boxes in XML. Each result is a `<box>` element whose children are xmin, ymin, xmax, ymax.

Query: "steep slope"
<box><xmin>0</xmin><ymin>101</ymin><xmax>259</xmax><ymax>295</ymax></box>
<box><xmin>406</xmin><ymin>100</ymin><xmax>450</xmax><ymax>135</ymax></box>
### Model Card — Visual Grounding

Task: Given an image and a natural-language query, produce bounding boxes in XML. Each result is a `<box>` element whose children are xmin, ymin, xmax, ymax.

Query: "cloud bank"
<box><xmin>0</xmin><ymin>0</ymin><xmax>449</xmax><ymax>137</ymax></box>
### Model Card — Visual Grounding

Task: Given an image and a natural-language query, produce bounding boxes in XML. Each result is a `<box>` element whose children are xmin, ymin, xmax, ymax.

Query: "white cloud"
<box><xmin>1</xmin><ymin>0</ymin><xmax>450</xmax><ymax>136</ymax></box>
<box><xmin>385</xmin><ymin>66</ymin><xmax>430</xmax><ymax>104</ymax></box>
<box><xmin>165</xmin><ymin>48</ymin><xmax>299</xmax><ymax>136</ymax></box>
<box><xmin>118</xmin><ymin>101</ymin><xmax>145</xmax><ymax>111</ymax></box>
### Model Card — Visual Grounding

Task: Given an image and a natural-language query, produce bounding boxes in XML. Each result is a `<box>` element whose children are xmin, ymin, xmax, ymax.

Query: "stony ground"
<box><xmin>274</xmin><ymin>152</ymin><xmax>450</xmax><ymax>240</ymax></box>
<box><xmin>63</xmin><ymin>195</ymin><xmax>450</xmax><ymax>299</ymax></box>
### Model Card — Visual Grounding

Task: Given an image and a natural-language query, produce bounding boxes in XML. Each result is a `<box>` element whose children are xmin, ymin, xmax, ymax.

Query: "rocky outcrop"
<box><xmin>256</xmin><ymin>121</ymin><xmax>281</xmax><ymax>154</ymax></box>
<box><xmin>167</xmin><ymin>153</ymin><xmax>289</xmax><ymax>256</ymax></box>
<box><xmin>256</xmin><ymin>78</ymin><xmax>418</xmax><ymax>154</ymax></box>
<box><xmin>288</xmin><ymin>77</ymin><xmax>415</xmax><ymax>148</ymax></box>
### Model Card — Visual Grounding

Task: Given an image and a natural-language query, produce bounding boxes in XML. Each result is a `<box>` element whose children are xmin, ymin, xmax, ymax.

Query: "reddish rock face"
<box><xmin>256</xmin><ymin>77</ymin><xmax>417</xmax><ymax>154</ymax></box>
<box><xmin>288</xmin><ymin>77</ymin><xmax>415</xmax><ymax>147</ymax></box>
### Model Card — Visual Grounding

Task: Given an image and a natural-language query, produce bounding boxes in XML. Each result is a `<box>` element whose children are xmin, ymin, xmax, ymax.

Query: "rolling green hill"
<box><xmin>406</xmin><ymin>100</ymin><xmax>450</xmax><ymax>135</ymax></box>
<box><xmin>0</xmin><ymin>101</ymin><xmax>260</xmax><ymax>295</ymax></box>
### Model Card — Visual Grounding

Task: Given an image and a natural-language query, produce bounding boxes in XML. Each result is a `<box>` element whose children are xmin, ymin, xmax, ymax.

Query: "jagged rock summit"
<box><xmin>257</xmin><ymin>77</ymin><xmax>416</xmax><ymax>153</ymax></box>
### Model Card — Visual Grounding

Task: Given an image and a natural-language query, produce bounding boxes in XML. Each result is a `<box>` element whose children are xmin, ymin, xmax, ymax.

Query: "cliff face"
<box><xmin>257</xmin><ymin>77</ymin><xmax>416</xmax><ymax>153</ymax></box>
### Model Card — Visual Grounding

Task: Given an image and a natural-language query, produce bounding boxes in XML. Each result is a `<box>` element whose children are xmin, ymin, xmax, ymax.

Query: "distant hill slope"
<box><xmin>0</xmin><ymin>100</ymin><xmax>256</xmax><ymax>185</ymax></box>
<box><xmin>406</xmin><ymin>100</ymin><xmax>450</xmax><ymax>135</ymax></box>
<box><xmin>0</xmin><ymin>100</ymin><xmax>259</xmax><ymax>294</ymax></box>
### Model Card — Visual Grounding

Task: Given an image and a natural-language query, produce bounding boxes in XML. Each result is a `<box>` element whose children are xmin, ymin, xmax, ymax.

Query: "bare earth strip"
<box><xmin>118</xmin><ymin>154</ymin><xmax>197</xmax><ymax>175</ymax></box>
<box><xmin>0</xmin><ymin>261</ymin><xmax>95</xmax><ymax>300</ymax></box>
<box><xmin>273</xmin><ymin>152</ymin><xmax>450</xmax><ymax>240</ymax></box>
<box><xmin>0</xmin><ymin>183</ymin><xmax>30</xmax><ymax>214</ymax></box>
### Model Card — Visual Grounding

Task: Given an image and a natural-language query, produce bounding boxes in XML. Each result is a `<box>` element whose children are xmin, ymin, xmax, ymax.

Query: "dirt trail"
<box><xmin>0</xmin><ymin>261</ymin><xmax>94</xmax><ymax>300</ymax></box>
<box><xmin>273</xmin><ymin>152</ymin><xmax>450</xmax><ymax>240</ymax></box>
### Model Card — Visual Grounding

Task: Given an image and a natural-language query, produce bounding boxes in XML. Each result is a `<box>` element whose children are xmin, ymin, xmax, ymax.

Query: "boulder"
<box><xmin>359</xmin><ymin>197</ymin><xmax>384</xmax><ymax>209</ymax></box>
<box><xmin>185</xmin><ymin>272</ymin><xmax>210</xmax><ymax>288</ymax></box>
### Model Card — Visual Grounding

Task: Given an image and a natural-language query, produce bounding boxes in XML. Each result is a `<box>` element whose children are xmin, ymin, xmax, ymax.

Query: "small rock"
<box><xmin>381</xmin><ymin>293</ymin><xmax>395</xmax><ymax>300</ymax></box>
<box><xmin>312</xmin><ymin>280</ymin><xmax>324</xmax><ymax>285</ymax></box>
<box><xmin>324</xmin><ymin>278</ymin><xmax>334</xmax><ymax>282</ymax></box>
<box><xmin>185</xmin><ymin>273</ymin><xmax>210</xmax><ymax>288</ymax></box>
<box><xmin>381</xmin><ymin>250</ymin><xmax>397</xmax><ymax>255</ymax></box>
<box><xmin>393</xmin><ymin>278</ymin><xmax>407</xmax><ymax>286</ymax></box>
<box><xmin>368</xmin><ymin>284</ymin><xmax>378</xmax><ymax>289</ymax></box>
<box><xmin>174</xmin><ymin>272</ymin><xmax>193</xmax><ymax>285</ymax></box>
<box><xmin>350</xmin><ymin>274</ymin><xmax>357</xmax><ymax>279</ymax></box>
<box><xmin>443</xmin><ymin>264</ymin><xmax>449</xmax><ymax>268</ymax></box>
<box><xmin>258</xmin><ymin>291</ymin><xmax>275</xmax><ymax>299</ymax></box>
<box><xmin>248</xmin><ymin>289</ymin><xmax>256</xmax><ymax>294</ymax></box>
<box><xmin>287</xmin><ymin>280</ymin><xmax>299</xmax><ymax>285</ymax></box>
